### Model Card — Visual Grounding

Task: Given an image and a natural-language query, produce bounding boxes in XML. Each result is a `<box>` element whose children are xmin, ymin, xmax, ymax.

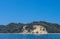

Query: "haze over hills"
<box><xmin>0</xmin><ymin>21</ymin><xmax>60</xmax><ymax>34</ymax></box>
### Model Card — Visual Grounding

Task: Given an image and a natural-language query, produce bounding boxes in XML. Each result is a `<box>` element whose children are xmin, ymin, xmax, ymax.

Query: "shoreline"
<box><xmin>0</xmin><ymin>33</ymin><xmax>59</xmax><ymax>34</ymax></box>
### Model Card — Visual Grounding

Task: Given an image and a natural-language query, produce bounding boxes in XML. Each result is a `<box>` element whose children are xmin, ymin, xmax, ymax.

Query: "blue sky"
<box><xmin>0</xmin><ymin>0</ymin><xmax>60</xmax><ymax>25</ymax></box>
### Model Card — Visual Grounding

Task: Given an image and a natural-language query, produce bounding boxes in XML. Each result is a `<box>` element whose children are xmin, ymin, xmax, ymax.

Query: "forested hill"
<box><xmin>0</xmin><ymin>21</ymin><xmax>60</xmax><ymax>33</ymax></box>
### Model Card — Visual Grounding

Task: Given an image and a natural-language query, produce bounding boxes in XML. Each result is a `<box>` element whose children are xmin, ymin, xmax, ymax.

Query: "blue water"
<box><xmin>0</xmin><ymin>34</ymin><xmax>60</xmax><ymax>39</ymax></box>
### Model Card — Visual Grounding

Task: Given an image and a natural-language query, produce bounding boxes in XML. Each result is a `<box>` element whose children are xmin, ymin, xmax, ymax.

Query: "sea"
<box><xmin>0</xmin><ymin>34</ymin><xmax>60</xmax><ymax>39</ymax></box>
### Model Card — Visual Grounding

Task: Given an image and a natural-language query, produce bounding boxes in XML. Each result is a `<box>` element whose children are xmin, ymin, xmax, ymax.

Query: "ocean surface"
<box><xmin>0</xmin><ymin>34</ymin><xmax>60</xmax><ymax>39</ymax></box>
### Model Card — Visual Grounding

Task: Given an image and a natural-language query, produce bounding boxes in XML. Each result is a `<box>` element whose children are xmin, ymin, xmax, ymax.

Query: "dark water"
<box><xmin>0</xmin><ymin>34</ymin><xmax>60</xmax><ymax>39</ymax></box>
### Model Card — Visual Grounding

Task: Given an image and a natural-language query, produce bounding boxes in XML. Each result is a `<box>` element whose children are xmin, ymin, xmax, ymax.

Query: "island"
<box><xmin>0</xmin><ymin>21</ymin><xmax>60</xmax><ymax>34</ymax></box>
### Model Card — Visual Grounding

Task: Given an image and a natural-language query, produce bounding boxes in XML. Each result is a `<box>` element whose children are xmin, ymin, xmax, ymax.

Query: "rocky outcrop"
<box><xmin>22</xmin><ymin>25</ymin><xmax>48</xmax><ymax>34</ymax></box>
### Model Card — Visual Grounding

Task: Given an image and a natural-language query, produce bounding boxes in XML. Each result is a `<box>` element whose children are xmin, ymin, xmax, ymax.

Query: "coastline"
<box><xmin>0</xmin><ymin>33</ymin><xmax>60</xmax><ymax>34</ymax></box>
